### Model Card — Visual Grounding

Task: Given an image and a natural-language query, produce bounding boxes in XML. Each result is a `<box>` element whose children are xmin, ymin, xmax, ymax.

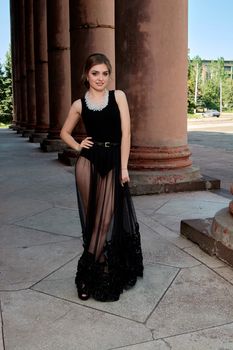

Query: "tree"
<box><xmin>201</xmin><ymin>79</ymin><xmax>220</xmax><ymax>110</ymax></box>
<box><xmin>187</xmin><ymin>55</ymin><xmax>195</xmax><ymax>113</ymax></box>
<box><xmin>0</xmin><ymin>62</ymin><xmax>5</xmax><ymax>114</ymax></box>
<box><xmin>187</xmin><ymin>55</ymin><xmax>203</xmax><ymax>113</ymax></box>
<box><xmin>188</xmin><ymin>56</ymin><xmax>233</xmax><ymax>113</ymax></box>
<box><xmin>201</xmin><ymin>58</ymin><xmax>228</xmax><ymax>111</ymax></box>
<box><xmin>222</xmin><ymin>78</ymin><xmax>233</xmax><ymax>111</ymax></box>
<box><xmin>0</xmin><ymin>47</ymin><xmax>13</xmax><ymax>124</ymax></box>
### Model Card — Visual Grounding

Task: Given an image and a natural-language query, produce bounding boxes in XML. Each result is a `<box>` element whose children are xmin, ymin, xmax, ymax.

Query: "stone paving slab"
<box><xmin>137</xmin><ymin>191</ymin><xmax>229</xmax><ymax>235</ymax></box>
<box><xmin>0</xmin><ymin>290</ymin><xmax>152</xmax><ymax>350</ymax></box>
<box><xmin>0</xmin><ymin>195</ymin><xmax>53</xmax><ymax>225</ymax></box>
<box><xmin>32</xmin><ymin>261</ymin><xmax>178</xmax><ymax>323</ymax></box>
<box><xmin>147</xmin><ymin>265</ymin><xmax>233</xmax><ymax>338</ymax></box>
<box><xmin>135</xmin><ymin>189</ymin><xmax>230</xmax><ymax>204</ymax></box>
<box><xmin>7</xmin><ymin>181</ymin><xmax>78</xmax><ymax>209</ymax></box>
<box><xmin>0</xmin><ymin>175</ymin><xmax>39</xmax><ymax>196</ymax></box>
<box><xmin>133</xmin><ymin>195</ymin><xmax>170</xmax><ymax>211</ymax></box>
<box><xmin>114</xmin><ymin>340</ymin><xmax>169</xmax><ymax>350</ymax></box>
<box><xmin>214</xmin><ymin>265</ymin><xmax>233</xmax><ymax>283</ymax></box>
<box><xmin>138</xmin><ymin>213</ymin><xmax>195</xmax><ymax>249</ymax></box>
<box><xmin>183</xmin><ymin>245</ymin><xmax>227</xmax><ymax>268</ymax></box>
<box><xmin>119</xmin><ymin>321</ymin><xmax>233</xmax><ymax>350</ymax></box>
<box><xmin>154</xmin><ymin>197</ymin><xmax>229</xmax><ymax>219</ymax></box>
<box><xmin>0</xmin><ymin>224</ymin><xmax>82</xmax><ymax>290</ymax></box>
<box><xmin>162</xmin><ymin>322</ymin><xmax>233</xmax><ymax>350</ymax></box>
<box><xmin>190</xmin><ymin>144</ymin><xmax>233</xmax><ymax>191</ymax></box>
<box><xmin>15</xmin><ymin>207</ymin><xmax>82</xmax><ymax>238</ymax></box>
<box><xmin>0</xmin><ymin>223</ymin><xmax>75</xmax><ymax>248</ymax></box>
<box><xmin>140</xmin><ymin>222</ymin><xmax>200</xmax><ymax>268</ymax></box>
<box><xmin>0</xmin><ymin>160</ymin><xmax>67</xmax><ymax>183</ymax></box>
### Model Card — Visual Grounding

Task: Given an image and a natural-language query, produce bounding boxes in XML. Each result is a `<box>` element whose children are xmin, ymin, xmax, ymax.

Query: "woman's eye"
<box><xmin>103</xmin><ymin>72</ymin><xmax>109</xmax><ymax>76</ymax></box>
<box><xmin>92</xmin><ymin>72</ymin><xmax>97</xmax><ymax>76</ymax></box>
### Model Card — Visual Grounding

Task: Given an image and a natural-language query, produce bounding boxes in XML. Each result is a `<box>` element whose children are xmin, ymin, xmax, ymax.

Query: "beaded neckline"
<box><xmin>84</xmin><ymin>89</ymin><xmax>109</xmax><ymax>111</ymax></box>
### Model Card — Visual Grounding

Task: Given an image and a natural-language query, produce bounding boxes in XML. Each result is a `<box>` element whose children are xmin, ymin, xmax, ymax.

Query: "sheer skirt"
<box><xmin>75</xmin><ymin>145</ymin><xmax>143</xmax><ymax>301</ymax></box>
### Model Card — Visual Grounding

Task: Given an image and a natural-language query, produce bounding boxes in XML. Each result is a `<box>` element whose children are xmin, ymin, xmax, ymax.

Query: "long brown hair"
<box><xmin>82</xmin><ymin>53</ymin><xmax>112</xmax><ymax>88</ymax></box>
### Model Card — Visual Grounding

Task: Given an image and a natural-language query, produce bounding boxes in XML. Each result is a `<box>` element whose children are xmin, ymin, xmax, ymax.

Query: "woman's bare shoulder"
<box><xmin>72</xmin><ymin>98</ymin><xmax>82</xmax><ymax>114</ymax></box>
<box><xmin>114</xmin><ymin>90</ymin><xmax>127</xmax><ymax>104</ymax></box>
<box><xmin>115</xmin><ymin>89</ymin><xmax>126</xmax><ymax>97</ymax></box>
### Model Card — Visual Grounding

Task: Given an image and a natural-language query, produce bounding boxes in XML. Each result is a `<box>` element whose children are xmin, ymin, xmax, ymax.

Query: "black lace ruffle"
<box><xmin>75</xmin><ymin>225</ymin><xmax>143</xmax><ymax>302</ymax></box>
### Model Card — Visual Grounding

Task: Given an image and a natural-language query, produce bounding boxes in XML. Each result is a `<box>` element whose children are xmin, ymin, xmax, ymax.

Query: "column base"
<box><xmin>129</xmin><ymin>166</ymin><xmax>220</xmax><ymax>195</ymax></box>
<box><xmin>40</xmin><ymin>138</ymin><xmax>67</xmax><ymax>152</ymax></box>
<box><xmin>129</xmin><ymin>145</ymin><xmax>192</xmax><ymax>170</ymax></box>
<box><xmin>10</xmin><ymin>125</ymin><xmax>20</xmax><ymax>131</ymax></box>
<box><xmin>22</xmin><ymin>129</ymin><xmax>35</xmax><ymax>137</ymax></box>
<box><xmin>58</xmin><ymin>148</ymin><xmax>78</xmax><ymax>165</ymax></box>
<box><xmin>16</xmin><ymin>127</ymin><xmax>27</xmax><ymax>134</ymax></box>
<box><xmin>212</xmin><ymin>208</ymin><xmax>233</xmax><ymax>249</ymax></box>
<box><xmin>181</xmin><ymin>207</ymin><xmax>233</xmax><ymax>267</ymax></box>
<box><xmin>229</xmin><ymin>201</ymin><xmax>233</xmax><ymax>215</ymax></box>
<box><xmin>29</xmin><ymin>132</ymin><xmax>48</xmax><ymax>143</ymax></box>
<box><xmin>9</xmin><ymin>123</ymin><xmax>16</xmax><ymax>129</ymax></box>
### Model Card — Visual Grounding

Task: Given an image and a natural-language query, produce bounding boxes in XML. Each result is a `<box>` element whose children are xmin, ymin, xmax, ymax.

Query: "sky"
<box><xmin>0</xmin><ymin>0</ymin><xmax>233</xmax><ymax>63</ymax></box>
<box><xmin>188</xmin><ymin>0</ymin><xmax>233</xmax><ymax>60</ymax></box>
<box><xmin>0</xmin><ymin>0</ymin><xmax>10</xmax><ymax>64</ymax></box>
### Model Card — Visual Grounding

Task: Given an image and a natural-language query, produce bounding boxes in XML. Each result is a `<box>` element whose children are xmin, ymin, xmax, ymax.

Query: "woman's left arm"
<box><xmin>115</xmin><ymin>90</ymin><xmax>131</xmax><ymax>184</ymax></box>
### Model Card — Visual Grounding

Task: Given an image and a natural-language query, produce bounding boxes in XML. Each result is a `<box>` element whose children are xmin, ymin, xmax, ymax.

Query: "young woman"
<box><xmin>60</xmin><ymin>53</ymin><xmax>143</xmax><ymax>302</ymax></box>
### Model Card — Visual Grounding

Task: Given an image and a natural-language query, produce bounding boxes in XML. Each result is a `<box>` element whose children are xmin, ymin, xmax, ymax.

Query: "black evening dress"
<box><xmin>75</xmin><ymin>90</ymin><xmax>143</xmax><ymax>302</ymax></box>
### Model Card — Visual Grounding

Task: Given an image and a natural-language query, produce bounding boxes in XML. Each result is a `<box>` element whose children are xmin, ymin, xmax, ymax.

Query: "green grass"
<box><xmin>0</xmin><ymin>122</ymin><xmax>10</xmax><ymax>128</ymax></box>
<box><xmin>187</xmin><ymin>113</ymin><xmax>203</xmax><ymax>119</ymax></box>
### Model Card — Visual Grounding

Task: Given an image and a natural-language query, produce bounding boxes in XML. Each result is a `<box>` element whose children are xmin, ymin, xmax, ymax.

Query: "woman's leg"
<box><xmin>88</xmin><ymin>170</ymin><xmax>115</xmax><ymax>261</ymax></box>
<box><xmin>75</xmin><ymin>156</ymin><xmax>91</xmax><ymax>219</ymax></box>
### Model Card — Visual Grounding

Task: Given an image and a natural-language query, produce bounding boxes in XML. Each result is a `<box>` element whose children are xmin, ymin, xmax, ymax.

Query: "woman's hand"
<box><xmin>121</xmin><ymin>169</ymin><xmax>130</xmax><ymax>186</ymax></box>
<box><xmin>76</xmin><ymin>137</ymin><xmax>94</xmax><ymax>151</ymax></box>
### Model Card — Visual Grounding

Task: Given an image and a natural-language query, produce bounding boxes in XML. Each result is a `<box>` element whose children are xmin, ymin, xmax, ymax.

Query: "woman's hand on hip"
<box><xmin>121</xmin><ymin>169</ymin><xmax>130</xmax><ymax>186</ymax></box>
<box><xmin>79</xmin><ymin>137</ymin><xmax>94</xmax><ymax>150</ymax></box>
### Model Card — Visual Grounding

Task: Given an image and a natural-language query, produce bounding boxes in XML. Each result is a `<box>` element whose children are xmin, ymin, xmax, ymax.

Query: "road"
<box><xmin>188</xmin><ymin>114</ymin><xmax>233</xmax><ymax>150</ymax></box>
<box><xmin>187</xmin><ymin>114</ymin><xmax>233</xmax><ymax>192</ymax></box>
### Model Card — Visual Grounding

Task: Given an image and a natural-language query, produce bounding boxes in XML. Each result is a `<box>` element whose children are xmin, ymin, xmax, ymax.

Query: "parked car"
<box><xmin>202</xmin><ymin>110</ymin><xmax>220</xmax><ymax>118</ymax></box>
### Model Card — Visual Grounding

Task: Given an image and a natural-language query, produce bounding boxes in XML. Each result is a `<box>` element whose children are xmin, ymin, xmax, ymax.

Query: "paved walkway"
<box><xmin>188</xmin><ymin>115</ymin><xmax>233</xmax><ymax>192</ymax></box>
<box><xmin>0</xmin><ymin>127</ymin><xmax>233</xmax><ymax>350</ymax></box>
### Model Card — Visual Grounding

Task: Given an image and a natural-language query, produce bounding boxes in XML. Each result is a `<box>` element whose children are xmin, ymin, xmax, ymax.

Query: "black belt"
<box><xmin>94</xmin><ymin>141</ymin><xmax>119</xmax><ymax>148</ymax></box>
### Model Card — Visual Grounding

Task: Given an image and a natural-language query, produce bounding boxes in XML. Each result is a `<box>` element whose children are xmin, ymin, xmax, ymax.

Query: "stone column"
<box><xmin>115</xmin><ymin>0</ymin><xmax>201</xmax><ymax>194</ymax></box>
<box><xmin>22</xmin><ymin>0</ymin><xmax>37</xmax><ymax>137</ymax></box>
<box><xmin>70</xmin><ymin>0</ymin><xmax>115</xmax><ymax>99</ymax></box>
<box><xmin>9</xmin><ymin>0</ymin><xmax>18</xmax><ymax>128</ymax></box>
<box><xmin>18</xmin><ymin>0</ymin><xmax>28</xmax><ymax>133</ymax></box>
<box><xmin>58</xmin><ymin>0</ymin><xmax>115</xmax><ymax>164</ymax></box>
<box><xmin>12</xmin><ymin>0</ymin><xmax>22</xmax><ymax>130</ymax></box>
<box><xmin>29</xmin><ymin>0</ymin><xmax>49</xmax><ymax>143</ymax></box>
<box><xmin>41</xmin><ymin>0</ymin><xmax>71</xmax><ymax>152</ymax></box>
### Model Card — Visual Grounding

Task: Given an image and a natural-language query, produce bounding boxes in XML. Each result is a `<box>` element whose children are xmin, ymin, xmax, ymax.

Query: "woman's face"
<box><xmin>87</xmin><ymin>63</ymin><xmax>110</xmax><ymax>91</ymax></box>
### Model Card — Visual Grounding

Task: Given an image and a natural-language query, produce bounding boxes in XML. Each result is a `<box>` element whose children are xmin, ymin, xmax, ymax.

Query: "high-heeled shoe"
<box><xmin>77</xmin><ymin>281</ymin><xmax>90</xmax><ymax>301</ymax></box>
<box><xmin>75</xmin><ymin>251</ymin><xmax>95</xmax><ymax>300</ymax></box>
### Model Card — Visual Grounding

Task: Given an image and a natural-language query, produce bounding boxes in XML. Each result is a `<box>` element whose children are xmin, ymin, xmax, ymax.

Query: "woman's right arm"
<box><xmin>60</xmin><ymin>99</ymin><xmax>93</xmax><ymax>151</ymax></box>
